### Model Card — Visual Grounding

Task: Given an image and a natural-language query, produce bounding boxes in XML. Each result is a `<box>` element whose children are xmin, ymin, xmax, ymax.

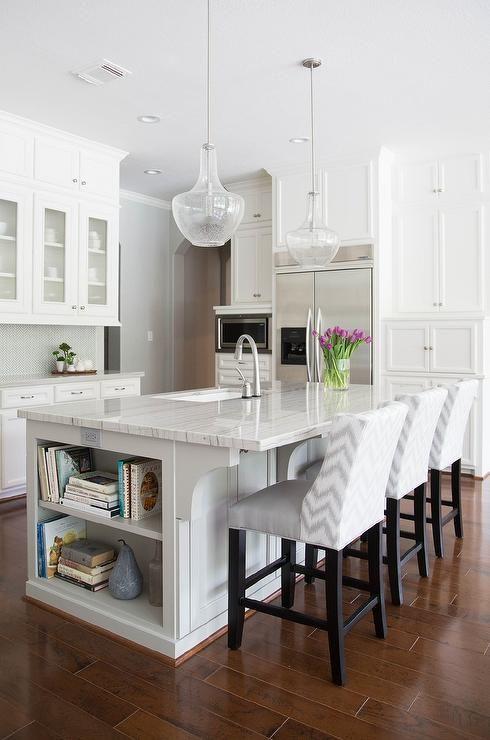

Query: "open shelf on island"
<box><xmin>39</xmin><ymin>500</ymin><xmax>162</xmax><ymax>541</ymax></box>
<box><xmin>30</xmin><ymin>575</ymin><xmax>162</xmax><ymax>630</ymax></box>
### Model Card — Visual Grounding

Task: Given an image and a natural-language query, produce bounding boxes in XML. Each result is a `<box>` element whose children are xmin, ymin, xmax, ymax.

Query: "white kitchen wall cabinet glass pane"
<box><xmin>34</xmin><ymin>137</ymin><xmax>79</xmax><ymax>191</ymax></box>
<box><xmin>33</xmin><ymin>195</ymin><xmax>78</xmax><ymax>316</ymax></box>
<box><xmin>395</xmin><ymin>161</ymin><xmax>439</xmax><ymax>204</ymax></box>
<box><xmin>0</xmin><ymin>187</ymin><xmax>30</xmax><ymax>314</ymax></box>
<box><xmin>79</xmin><ymin>150</ymin><xmax>119</xmax><ymax>199</ymax></box>
<box><xmin>325</xmin><ymin>162</ymin><xmax>373</xmax><ymax>242</ymax></box>
<box><xmin>78</xmin><ymin>203</ymin><xmax>118</xmax><ymax>318</ymax></box>
<box><xmin>438</xmin><ymin>154</ymin><xmax>483</xmax><ymax>201</ymax></box>
<box><xmin>430</xmin><ymin>323</ymin><xmax>477</xmax><ymax>375</ymax></box>
<box><xmin>394</xmin><ymin>206</ymin><xmax>439</xmax><ymax>313</ymax></box>
<box><xmin>438</xmin><ymin>205</ymin><xmax>483</xmax><ymax>313</ymax></box>
<box><xmin>385</xmin><ymin>323</ymin><xmax>430</xmax><ymax>373</ymax></box>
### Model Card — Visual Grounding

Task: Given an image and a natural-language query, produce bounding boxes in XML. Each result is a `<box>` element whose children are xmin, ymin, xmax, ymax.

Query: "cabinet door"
<box><xmin>438</xmin><ymin>155</ymin><xmax>483</xmax><ymax>201</ymax></box>
<box><xmin>394</xmin><ymin>207</ymin><xmax>439</xmax><ymax>313</ymax></box>
<box><xmin>0</xmin><ymin>186</ymin><xmax>31</xmax><ymax>314</ymax></box>
<box><xmin>385</xmin><ymin>323</ymin><xmax>430</xmax><ymax>372</ymax></box>
<box><xmin>438</xmin><ymin>205</ymin><xmax>483</xmax><ymax>313</ymax></box>
<box><xmin>395</xmin><ymin>161</ymin><xmax>439</xmax><ymax>203</ymax></box>
<box><xmin>79</xmin><ymin>150</ymin><xmax>119</xmax><ymax>199</ymax></box>
<box><xmin>32</xmin><ymin>195</ymin><xmax>79</xmax><ymax>316</ymax></box>
<box><xmin>326</xmin><ymin>162</ymin><xmax>373</xmax><ymax>242</ymax></box>
<box><xmin>232</xmin><ymin>230</ymin><xmax>258</xmax><ymax>304</ymax></box>
<box><xmin>78</xmin><ymin>203</ymin><xmax>119</xmax><ymax>318</ymax></box>
<box><xmin>0</xmin><ymin>410</ymin><xmax>26</xmax><ymax>492</ymax></box>
<box><xmin>382</xmin><ymin>375</ymin><xmax>430</xmax><ymax>400</ymax></box>
<box><xmin>275</xmin><ymin>170</ymin><xmax>326</xmax><ymax>247</ymax></box>
<box><xmin>0</xmin><ymin>122</ymin><xmax>33</xmax><ymax>179</ymax></box>
<box><xmin>240</xmin><ymin>187</ymin><xmax>272</xmax><ymax>225</ymax></box>
<box><xmin>430</xmin><ymin>323</ymin><xmax>477</xmax><ymax>375</ymax></box>
<box><xmin>255</xmin><ymin>227</ymin><xmax>272</xmax><ymax>302</ymax></box>
<box><xmin>34</xmin><ymin>137</ymin><xmax>79</xmax><ymax>191</ymax></box>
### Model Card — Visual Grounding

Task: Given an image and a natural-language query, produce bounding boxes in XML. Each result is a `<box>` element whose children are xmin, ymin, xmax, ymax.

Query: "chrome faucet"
<box><xmin>234</xmin><ymin>334</ymin><xmax>261</xmax><ymax>397</ymax></box>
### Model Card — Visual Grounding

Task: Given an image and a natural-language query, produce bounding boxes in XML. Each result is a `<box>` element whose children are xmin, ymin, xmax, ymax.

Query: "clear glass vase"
<box><xmin>324</xmin><ymin>357</ymin><xmax>350</xmax><ymax>391</ymax></box>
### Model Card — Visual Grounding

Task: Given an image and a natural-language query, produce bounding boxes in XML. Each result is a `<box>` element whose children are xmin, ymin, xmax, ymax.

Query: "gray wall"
<box><xmin>119</xmin><ymin>198</ymin><xmax>171</xmax><ymax>395</ymax></box>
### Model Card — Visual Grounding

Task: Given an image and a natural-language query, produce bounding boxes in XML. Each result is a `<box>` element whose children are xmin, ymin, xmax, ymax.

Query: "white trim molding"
<box><xmin>120</xmin><ymin>189</ymin><xmax>171</xmax><ymax>210</ymax></box>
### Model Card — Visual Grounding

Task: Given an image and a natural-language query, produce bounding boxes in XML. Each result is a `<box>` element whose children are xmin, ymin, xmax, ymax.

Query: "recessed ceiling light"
<box><xmin>144</xmin><ymin>168</ymin><xmax>162</xmax><ymax>175</ymax></box>
<box><xmin>137</xmin><ymin>115</ymin><xmax>160</xmax><ymax>124</ymax></box>
<box><xmin>289</xmin><ymin>137</ymin><xmax>310</xmax><ymax>144</ymax></box>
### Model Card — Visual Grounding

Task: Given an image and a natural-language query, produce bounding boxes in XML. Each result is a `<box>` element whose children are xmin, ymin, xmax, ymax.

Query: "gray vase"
<box><xmin>108</xmin><ymin>539</ymin><xmax>143</xmax><ymax>600</ymax></box>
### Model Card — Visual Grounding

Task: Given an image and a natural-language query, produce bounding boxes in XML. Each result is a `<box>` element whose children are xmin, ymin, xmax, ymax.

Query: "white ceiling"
<box><xmin>0</xmin><ymin>0</ymin><xmax>489</xmax><ymax>199</ymax></box>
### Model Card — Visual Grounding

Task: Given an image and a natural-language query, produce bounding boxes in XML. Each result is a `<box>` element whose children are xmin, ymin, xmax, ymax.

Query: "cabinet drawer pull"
<box><xmin>20</xmin><ymin>395</ymin><xmax>35</xmax><ymax>399</ymax></box>
<box><xmin>114</xmin><ymin>387</ymin><xmax>126</xmax><ymax>391</ymax></box>
<box><xmin>70</xmin><ymin>391</ymin><xmax>84</xmax><ymax>395</ymax></box>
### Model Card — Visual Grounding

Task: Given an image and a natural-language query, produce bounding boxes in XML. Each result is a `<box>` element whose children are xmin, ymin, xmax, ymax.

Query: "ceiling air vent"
<box><xmin>73</xmin><ymin>59</ymin><xmax>132</xmax><ymax>86</ymax></box>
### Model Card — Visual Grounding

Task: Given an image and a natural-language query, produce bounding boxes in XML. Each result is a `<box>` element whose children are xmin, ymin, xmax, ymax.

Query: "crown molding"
<box><xmin>120</xmin><ymin>189</ymin><xmax>171</xmax><ymax>210</ymax></box>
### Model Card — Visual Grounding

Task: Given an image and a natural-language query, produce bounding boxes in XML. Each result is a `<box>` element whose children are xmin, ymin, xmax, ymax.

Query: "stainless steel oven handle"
<box><xmin>305</xmin><ymin>308</ymin><xmax>312</xmax><ymax>382</ymax></box>
<box><xmin>217</xmin><ymin>317</ymin><xmax>222</xmax><ymax>350</ymax></box>
<box><xmin>315</xmin><ymin>308</ymin><xmax>323</xmax><ymax>382</ymax></box>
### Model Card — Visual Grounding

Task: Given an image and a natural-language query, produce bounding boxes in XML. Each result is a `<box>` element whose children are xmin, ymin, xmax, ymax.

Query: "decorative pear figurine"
<box><xmin>108</xmin><ymin>539</ymin><xmax>143</xmax><ymax>600</ymax></box>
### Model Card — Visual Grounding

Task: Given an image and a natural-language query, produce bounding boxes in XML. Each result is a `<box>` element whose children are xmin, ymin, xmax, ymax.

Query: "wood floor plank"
<box><xmin>410</xmin><ymin>693</ymin><xmax>490</xmax><ymax>739</ymax></box>
<box><xmin>5</xmin><ymin>722</ymin><xmax>61</xmax><ymax>739</ymax></box>
<box><xmin>358</xmin><ymin>697</ymin><xmax>469</xmax><ymax>739</ymax></box>
<box><xmin>271</xmin><ymin>718</ymin><xmax>338</xmax><ymax>739</ymax></box>
<box><xmin>115</xmin><ymin>709</ymin><xmax>199</xmax><ymax>739</ymax></box>
<box><xmin>0</xmin><ymin>696</ymin><xmax>34</xmax><ymax>739</ymax></box>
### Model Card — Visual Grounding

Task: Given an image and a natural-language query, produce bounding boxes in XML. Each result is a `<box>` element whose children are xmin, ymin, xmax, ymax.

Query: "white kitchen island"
<box><xmin>21</xmin><ymin>382</ymin><xmax>382</xmax><ymax>663</ymax></box>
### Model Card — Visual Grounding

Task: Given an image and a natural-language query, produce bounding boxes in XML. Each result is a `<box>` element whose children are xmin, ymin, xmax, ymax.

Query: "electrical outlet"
<box><xmin>147</xmin><ymin>330</ymin><xmax>153</xmax><ymax>342</ymax></box>
<box><xmin>81</xmin><ymin>427</ymin><xmax>102</xmax><ymax>447</ymax></box>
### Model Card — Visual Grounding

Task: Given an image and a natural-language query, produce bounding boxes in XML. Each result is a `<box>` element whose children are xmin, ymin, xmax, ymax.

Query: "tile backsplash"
<box><xmin>0</xmin><ymin>325</ymin><xmax>98</xmax><ymax>376</ymax></box>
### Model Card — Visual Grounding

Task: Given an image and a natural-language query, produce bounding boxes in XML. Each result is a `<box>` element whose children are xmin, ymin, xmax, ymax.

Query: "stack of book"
<box><xmin>117</xmin><ymin>457</ymin><xmax>162</xmax><ymax>520</ymax></box>
<box><xmin>55</xmin><ymin>540</ymin><xmax>115</xmax><ymax>592</ymax></box>
<box><xmin>60</xmin><ymin>471</ymin><xmax>120</xmax><ymax>519</ymax></box>
<box><xmin>38</xmin><ymin>444</ymin><xmax>92</xmax><ymax>503</ymax></box>
<box><xmin>37</xmin><ymin>514</ymin><xmax>87</xmax><ymax>578</ymax></box>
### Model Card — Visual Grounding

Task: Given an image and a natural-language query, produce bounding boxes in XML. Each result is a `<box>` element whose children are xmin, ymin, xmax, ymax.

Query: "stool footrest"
<box><xmin>244</xmin><ymin>555</ymin><xmax>287</xmax><ymax>589</ymax></box>
<box><xmin>344</xmin><ymin>547</ymin><xmax>368</xmax><ymax>560</ymax></box>
<box><xmin>294</xmin><ymin>564</ymin><xmax>371</xmax><ymax>593</ymax></box>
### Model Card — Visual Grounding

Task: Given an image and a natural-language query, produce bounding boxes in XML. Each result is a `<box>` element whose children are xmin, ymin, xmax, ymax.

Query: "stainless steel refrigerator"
<box><xmin>275</xmin><ymin>267</ymin><xmax>372</xmax><ymax>383</ymax></box>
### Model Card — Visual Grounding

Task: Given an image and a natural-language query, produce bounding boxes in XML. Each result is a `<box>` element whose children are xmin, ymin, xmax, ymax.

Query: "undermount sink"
<box><xmin>155</xmin><ymin>388</ymin><xmax>243</xmax><ymax>403</ymax></box>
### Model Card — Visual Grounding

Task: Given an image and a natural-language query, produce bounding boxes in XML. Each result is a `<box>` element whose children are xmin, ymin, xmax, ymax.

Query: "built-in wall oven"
<box><xmin>216</xmin><ymin>315</ymin><xmax>272</xmax><ymax>352</ymax></box>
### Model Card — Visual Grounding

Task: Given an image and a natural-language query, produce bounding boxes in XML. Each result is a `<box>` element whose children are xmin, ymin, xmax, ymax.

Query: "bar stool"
<box><xmin>227</xmin><ymin>402</ymin><xmax>407</xmax><ymax>685</ymax></box>
<box><xmin>428</xmin><ymin>379</ymin><xmax>478</xmax><ymax>557</ymax></box>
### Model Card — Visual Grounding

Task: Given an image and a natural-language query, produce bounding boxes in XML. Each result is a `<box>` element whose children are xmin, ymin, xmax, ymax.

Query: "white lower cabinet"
<box><xmin>381</xmin><ymin>374</ymin><xmax>477</xmax><ymax>470</ymax></box>
<box><xmin>0</xmin><ymin>376</ymin><xmax>141</xmax><ymax>500</ymax></box>
<box><xmin>215</xmin><ymin>353</ymin><xmax>271</xmax><ymax>386</ymax></box>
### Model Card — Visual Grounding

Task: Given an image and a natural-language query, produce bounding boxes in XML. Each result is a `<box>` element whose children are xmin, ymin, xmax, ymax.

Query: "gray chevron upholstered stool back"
<box><xmin>300</xmin><ymin>402</ymin><xmax>407</xmax><ymax>551</ymax></box>
<box><xmin>428</xmin><ymin>379</ymin><xmax>478</xmax><ymax>558</ymax></box>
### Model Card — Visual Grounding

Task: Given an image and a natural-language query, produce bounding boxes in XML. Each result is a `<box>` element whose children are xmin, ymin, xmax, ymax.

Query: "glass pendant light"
<box><xmin>286</xmin><ymin>59</ymin><xmax>339</xmax><ymax>267</ymax></box>
<box><xmin>172</xmin><ymin>0</ymin><xmax>244</xmax><ymax>247</ymax></box>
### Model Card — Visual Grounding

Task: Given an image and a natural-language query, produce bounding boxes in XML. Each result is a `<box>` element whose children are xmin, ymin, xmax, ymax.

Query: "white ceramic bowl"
<box><xmin>0</xmin><ymin>222</ymin><xmax>9</xmax><ymax>235</ymax></box>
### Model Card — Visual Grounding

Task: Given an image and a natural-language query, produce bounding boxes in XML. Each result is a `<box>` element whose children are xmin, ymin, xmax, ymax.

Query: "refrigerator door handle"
<box><xmin>315</xmin><ymin>308</ymin><xmax>323</xmax><ymax>382</ymax></box>
<box><xmin>305</xmin><ymin>308</ymin><xmax>312</xmax><ymax>382</ymax></box>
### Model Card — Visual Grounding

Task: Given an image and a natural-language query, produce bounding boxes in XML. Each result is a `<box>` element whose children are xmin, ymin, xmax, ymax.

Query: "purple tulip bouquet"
<box><xmin>313</xmin><ymin>326</ymin><xmax>372</xmax><ymax>390</ymax></box>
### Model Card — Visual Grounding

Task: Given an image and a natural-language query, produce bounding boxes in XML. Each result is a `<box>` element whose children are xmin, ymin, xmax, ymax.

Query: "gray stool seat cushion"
<box><xmin>305</xmin><ymin>460</ymin><xmax>322</xmax><ymax>481</ymax></box>
<box><xmin>229</xmin><ymin>479</ymin><xmax>310</xmax><ymax>541</ymax></box>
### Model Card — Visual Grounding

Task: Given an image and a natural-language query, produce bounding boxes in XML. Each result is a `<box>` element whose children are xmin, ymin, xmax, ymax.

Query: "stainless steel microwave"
<box><xmin>216</xmin><ymin>315</ymin><xmax>272</xmax><ymax>351</ymax></box>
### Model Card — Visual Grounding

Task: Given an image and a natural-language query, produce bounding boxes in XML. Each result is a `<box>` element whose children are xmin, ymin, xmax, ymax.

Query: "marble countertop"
<box><xmin>19</xmin><ymin>382</ymin><xmax>384</xmax><ymax>451</ymax></box>
<box><xmin>0</xmin><ymin>371</ymin><xmax>144</xmax><ymax>388</ymax></box>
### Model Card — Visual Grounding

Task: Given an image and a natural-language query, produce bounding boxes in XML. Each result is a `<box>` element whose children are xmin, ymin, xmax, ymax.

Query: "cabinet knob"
<box><xmin>253</xmin><ymin>213</ymin><xmax>261</xmax><ymax>218</ymax></box>
<box><xmin>438</xmin><ymin>188</ymin><xmax>444</xmax><ymax>193</ymax></box>
<box><xmin>433</xmin><ymin>302</ymin><xmax>438</xmax><ymax>306</ymax></box>
<box><xmin>439</xmin><ymin>302</ymin><xmax>443</xmax><ymax>306</ymax></box>
<box><xmin>71</xmin><ymin>305</ymin><xmax>77</xmax><ymax>310</ymax></box>
<box><xmin>81</xmin><ymin>180</ymin><xmax>87</xmax><ymax>186</ymax></box>
<box><xmin>424</xmin><ymin>346</ymin><xmax>429</xmax><ymax>350</ymax></box>
<box><xmin>432</xmin><ymin>188</ymin><xmax>438</xmax><ymax>193</ymax></box>
<box><xmin>257</xmin><ymin>293</ymin><xmax>261</xmax><ymax>297</ymax></box>
<box><xmin>72</xmin><ymin>178</ymin><xmax>78</xmax><ymax>183</ymax></box>
<box><xmin>80</xmin><ymin>305</ymin><xmax>86</xmax><ymax>310</ymax></box>
<box><xmin>429</xmin><ymin>346</ymin><xmax>433</xmax><ymax>350</ymax></box>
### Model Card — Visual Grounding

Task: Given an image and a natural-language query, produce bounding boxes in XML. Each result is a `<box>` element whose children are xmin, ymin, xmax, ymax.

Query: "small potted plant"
<box><xmin>52</xmin><ymin>350</ymin><xmax>65</xmax><ymax>373</ymax></box>
<box><xmin>65</xmin><ymin>351</ymin><xmax>77</xmax><ymax>372</ymax></box>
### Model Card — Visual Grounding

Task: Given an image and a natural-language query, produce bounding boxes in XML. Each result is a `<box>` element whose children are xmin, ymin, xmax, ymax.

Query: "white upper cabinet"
<box><xmin>78</xmin><ymin>203</ymin><xmax>119</xmax><ymax>318</ymax></box>
<box><xmin>275</xmin><ymin>170</ymin><xmax>323</xmax><ymax>248</ymax></box>
<box><xmin>0</xmin><ymin>185</ymin><xmax>31</xmax><ymax>314</ymax></box>
<box><xmin>79</xmin><ymin>150</ymin><xmax>119</xmax><ymax>199</ymax></box>
<box><xmin>34</xmin><ymin>137</ymin><xmax>80</xmax><ymax>191</ymax></box>
<box><xmin>325</xmin><ymin>162</ymin><xmax>373</xmax><ymax>242</ymax></box>
<box><xmin>395</xmin><ymin>155</ymin><xmax>484</xmax><ymax>204</ymax></box>
<box><xmin>232</xmin><ymin>225</ymin><xmax>272</xmax><ymax>304</ymax></box>
<box><xmin>394</xmin><ymin>206</ymin><xmax>439</xmax><ymax>314</ymax></box>
<box><xmin>0</xmin><ymin>122</ymin><xmax>33</xmax><ymax>179</ymax></box>
<box><xmin>240</xmin><ymin>186</ymin><xmax>272</xmax><ymax>225</ymax></box>
<box><xmin>438</xmin><ymin>205</ymin><xmax>483</xmax><ymax>313</ymax></box>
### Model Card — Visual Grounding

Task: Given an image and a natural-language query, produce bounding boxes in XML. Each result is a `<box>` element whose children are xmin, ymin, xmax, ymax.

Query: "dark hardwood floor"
<box><xmin>1</xmin><ymin>475</ymin><xmax>490</xmax><ymax>739</ymax></box>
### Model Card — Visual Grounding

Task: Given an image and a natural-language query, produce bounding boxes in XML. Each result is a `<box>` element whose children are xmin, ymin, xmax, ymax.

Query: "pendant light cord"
<box><xmin>207</xmin><ymin>0</ymin><xmax>211</xmax><ymax>146</ymax></box>
<box><xmin>310</xmin><ymin>64</ymin><xmax>315</xmax><ymax>195</ymax></box>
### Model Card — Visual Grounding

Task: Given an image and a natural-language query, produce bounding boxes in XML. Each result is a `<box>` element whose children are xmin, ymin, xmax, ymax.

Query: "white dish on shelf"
<box><xmin>0</xmin><ymin>221</ymin><xmax>8</xmax><ymax>235</ymax></box>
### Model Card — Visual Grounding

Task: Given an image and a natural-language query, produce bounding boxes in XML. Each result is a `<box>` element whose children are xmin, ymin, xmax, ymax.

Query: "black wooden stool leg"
<box><xmin>281</xmin><ymin>539</ymin><xmax>296</xmax><ymax>608</ymax></box>
<box><xmin>228</xmin><ymin>528</ymin><xmax>246</xmax><ymax>649</ymax></box>
<box><xmin>430</xmin><ymin>469</ymin><xmax>444</xmax><ymax>558</ymax></box>
<box><xmin>304</xmin><ymin>545</ymin><xmax>318</xmax><ymax>584</ymax></box>
<box><xmin>325</xmin><ymin>548</ymin><xmax>346</xmax><ymax>686</ymax></box>
<box><xmin>414</xmin><ymin>483</ymin><xmax>429</xmax><ymax>577</ymax></box>
<box><xmin>367</xmin><ymin>522</ymin><xmax>387</xmax><ymax>638</ymax></box>
<box><xmin>386</xmin><ymin>497</ymin><xmax>403</xmax><ymax>605</ymax></box>
<box><xmin>452</xmin><ymin>459</ymin><xmax>463</xmax><ymax>538</ymax></box>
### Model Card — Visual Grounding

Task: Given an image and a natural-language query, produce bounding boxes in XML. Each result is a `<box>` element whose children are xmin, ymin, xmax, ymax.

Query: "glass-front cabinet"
<box><xmin>33</xmin><ymin>195</ymin><xmax>78</xmax><ymax>316</ymax></box>
<box><xmin>78</xmin><ymin>203</ymin><xmax>118</xmax><ymax>319</ymax></box>
<box><xmin>0</xmin><ymin>186</ymin><xmax>30</xmax><ymax>314</ymax></box>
